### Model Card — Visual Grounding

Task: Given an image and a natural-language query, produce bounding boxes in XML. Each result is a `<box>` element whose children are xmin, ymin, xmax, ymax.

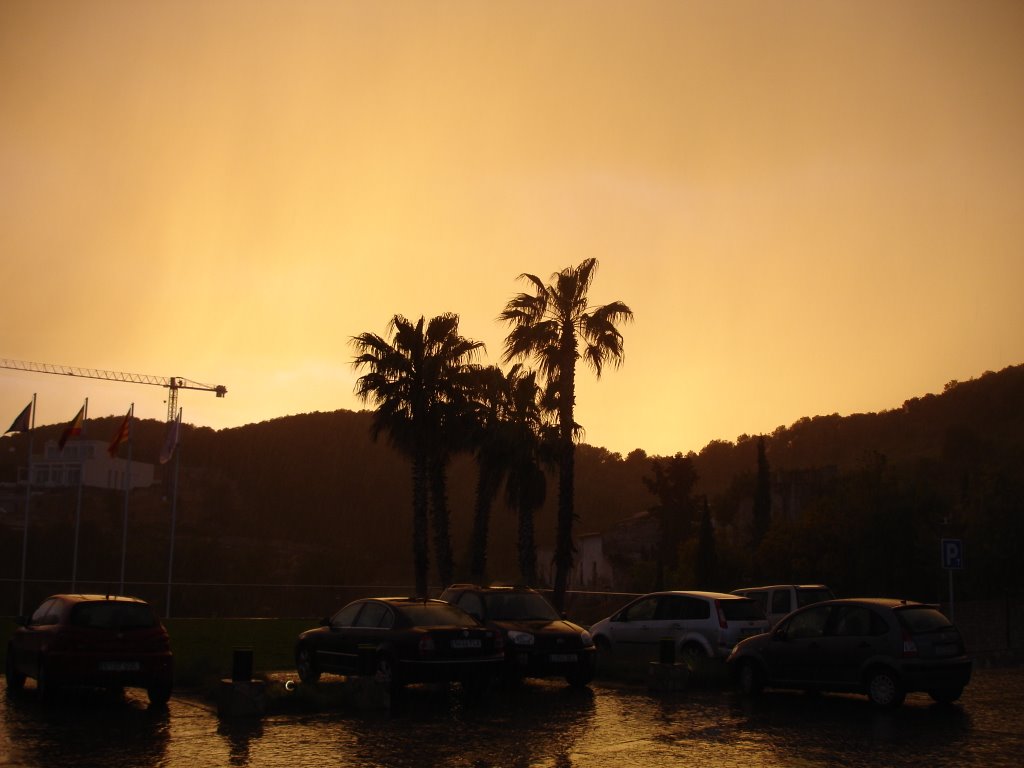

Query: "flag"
<box><xmin>108</xmin><ymin>408</ymin><xmax>131</xmax><ymax>458</ymax></box>
<box><xmin>5</xmin><ymin>402</ymin><xmax>32</xmax><ymax>434</ymax></box>
<box><xmin>58</xmin><ymin>404</ymin><xmax>85</xmax><ymax>450</ymax></box>
<box><xmin>159</xmin><ymin>411</ymin><xmax>181</xmax><ymax>464</ymax></box>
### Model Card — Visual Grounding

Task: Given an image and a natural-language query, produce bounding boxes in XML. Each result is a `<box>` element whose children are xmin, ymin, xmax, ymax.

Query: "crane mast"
<box><xmin>1</xmin><ymin>359</ymin><xmax>227</xmax><ymax>422</ymax></box>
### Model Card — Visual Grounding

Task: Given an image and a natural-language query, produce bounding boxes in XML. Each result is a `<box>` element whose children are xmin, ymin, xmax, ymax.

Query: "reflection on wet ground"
<box><xmin>2</xmin><ymin>666</ymin><xmax>1022</xmax><ymax>767</ymax></box>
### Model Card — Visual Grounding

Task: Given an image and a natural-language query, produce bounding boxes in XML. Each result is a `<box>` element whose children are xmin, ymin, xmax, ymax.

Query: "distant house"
<box><xmin>536</xmin><ymin>532</ymin><xmax>615</xmax><ymax>591</ymax></box>
<box><xmin>16</xmin><ymin>439</ymin><xmax>154</xmax><ymax>491</ymax></box>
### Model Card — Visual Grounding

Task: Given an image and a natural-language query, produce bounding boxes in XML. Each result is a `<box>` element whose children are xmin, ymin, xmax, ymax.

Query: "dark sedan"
<box><xmin>441</xmin><ymin>584</ymin><xmax>596</xmax><ymax>686</ymax></box>
<box><xmin>294</xmin><ymin>597</ymin><xmax>505</xmax><ymax>693</ymax></box>
<box><xmin>5</xmin><ymin>594</ymin><xmax>173</xmax><ymax>705</ymax></box>
<box><xmin>727</xmin><ymin>597</ymin><xmax>972</xmax><ymax>707</ymax></box>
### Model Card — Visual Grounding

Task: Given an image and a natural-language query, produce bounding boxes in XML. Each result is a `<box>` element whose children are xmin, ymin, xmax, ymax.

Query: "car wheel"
<box><xmin>929</xmin><ymin>687</ymin><xmax>963</xmax><ymax>705</ymax></box>
<box><xmin>866</xmin><ymin>668</ymin><xmax>905</xmax><ymax>708</ymax></box>
<box><xmin>295</xmin><ymin>645</ymin><xmax>320</xmax><ymax>684</ymax></box>
<box><xmin>36</xmin><ymin>660</ymin><xmax>58</xmax><ymax>702</ymax></box>
<box><xmin>737</xmin><ymin>660</ymin><xmax>764</xmax><ymax>696</ymax></box>
<box><xmin>5</xmin><ymin>648</ymin><xmax>26</xmax><ymax>693</ymax></box>
<box><xmin>147</xmin><ymin>682</ymin><xmax>172</xmax><ymax>706</ymax></box>
<box><xmin>565</xmin><ymin>663</ymin><xmax>594</xmax><ymax>688</ymax></box>
<box><xmin>374</xmin><ymin>655</ymin><xmax>399</xmax><ymax>689</ymax></box>
<box><xmin>679</xmin><ymin>643</ymin><xmax>707</xmax><ymax>672</ymax></box>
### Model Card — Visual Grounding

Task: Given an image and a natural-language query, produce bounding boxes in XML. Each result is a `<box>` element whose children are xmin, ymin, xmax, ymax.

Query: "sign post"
<box><xmin>941</xmin><ymin>538</ymin><xmax>965</xmax><ymax>621</ymax></box>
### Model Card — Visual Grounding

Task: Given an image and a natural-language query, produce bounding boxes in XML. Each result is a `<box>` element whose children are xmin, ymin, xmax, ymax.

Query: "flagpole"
<box><xmin>72</xmin><ymin>397</ymin><xmax>88</xmax><ymax>591</ymax></box>
<box><xmin>17</xmin><ymin>393</ymin><xmax>36</xmax><ymax>616</ymax></box>
<box><xmin>119</xmin><ymin>403</ymin><xmax>134</xmax><ymax>595</ymax></box>
<box><xmin>165</xmin><ymin>408</ymin><xmax>182</xmax><ymax>618</ymax></box>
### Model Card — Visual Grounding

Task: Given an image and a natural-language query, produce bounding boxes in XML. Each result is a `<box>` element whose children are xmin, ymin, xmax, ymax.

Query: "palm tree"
<box><xmin>499</xmin><ymin>258</ymin><xmax>633</xmax><ymax>609</ymax></box>
<box><xmin>464</xmin><ymin>365</ymin><xmax>511</xmax><ymax>584</ymax></box>
<box><xmin>351</xmin><ymin>313</ymin><xmax>484</xmax><ymax>597</ymax></box>
<box><xmin>502</xmin><ymin>364</ymin><xmax>550</xmax><ymax>586</ymax></box>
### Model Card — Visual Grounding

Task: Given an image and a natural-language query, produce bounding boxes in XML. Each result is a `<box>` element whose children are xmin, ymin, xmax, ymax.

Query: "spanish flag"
<box><xmin>58</xmin><ymin>404</ymin><xmax>85</xmax><ymax>451</ymax></box>
<box><xmin>108</xmin><ymin>408</ymin><xmax>132</xmax><ymax>457</ymax></box>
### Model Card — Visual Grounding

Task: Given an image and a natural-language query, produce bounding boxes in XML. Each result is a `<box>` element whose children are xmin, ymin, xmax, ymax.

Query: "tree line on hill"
<box><xmin>1</xmin><ymin>363</ymin><xmax>1021</xmax><ymax>615</ymax></box>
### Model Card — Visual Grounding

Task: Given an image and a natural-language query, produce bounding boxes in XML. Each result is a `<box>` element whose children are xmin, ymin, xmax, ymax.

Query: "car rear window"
<box><xmin>71</xmin><ymin>602</ymin><xmax>158</xmax><ymax>630</ymax></box>
<box><xmin>795</xmin><ymin>588</ymin><xmax>835</xmax><ymax>608</ymax></box>
<box><xmin>484</xmin><ymin>593</ymin><xmax>560</xmax><ymax>621</ymax></box>
<box><xmin>895</xmin><ymin>606</ymin><xmax>953</xmax><ymax>633</ymax></box>
<box><xmin>719</xmin><ymin>598</ymin><xmax>766</xmax><ymax>621</ymax></box>
<box><xmin>399</xmin><ymin>603</ymin><xmax>479</xmax><ymax>627</ymax></box>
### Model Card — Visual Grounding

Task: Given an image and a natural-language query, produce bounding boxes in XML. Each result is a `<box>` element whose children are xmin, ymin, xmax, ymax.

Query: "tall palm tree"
<box><xmin>351</xmin><ymin>313</ymin><xmax>484</xmax><ymax>597</ymax></box>
<box><xmin>502</xmin><ymin>364</ymin><xmax>550</xmax><ymax>586</ymax></box>
<box><xmin>464</xmin><ymin>365</ymin><xmax>511</xmax><ymax>584</ymax></box>
<box><xmin>500</xmin><ymin>258</ymin><xmax>633</xmax><ymax>609</ymax></box>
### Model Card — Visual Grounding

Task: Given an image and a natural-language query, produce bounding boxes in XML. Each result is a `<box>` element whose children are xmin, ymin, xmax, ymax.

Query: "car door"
<box><xmin>318</xmin><ymin>601</ymin><xmax>364</xmax><ymax>674</ymax></box>
<box><xmin>815</xmin><ymin>604</ymin><xmax>887</xmax><ymax>686</ymax></box>
<box><xmin>606</xmin><ymin>595</ymin><xmax>661</xmax><ymax>650</ymax></box>
<box><xmin>14</xmin><ymin>598</ymin><xmax>61</xmax><ymax>677</ymax></box>
<box><xmin>762</xmin><ymin>604</ymin><xmax>832</xmax><ymax>684</ymax></box>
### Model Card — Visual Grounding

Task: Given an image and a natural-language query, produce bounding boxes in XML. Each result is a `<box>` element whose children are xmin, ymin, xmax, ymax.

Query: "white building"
<box><xmin>17</xmin><ymin>439</ymin><xmax>154</xmax><ymax>491</ymax></box>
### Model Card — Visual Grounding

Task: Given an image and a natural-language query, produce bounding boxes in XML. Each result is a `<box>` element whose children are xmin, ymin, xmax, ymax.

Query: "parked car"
<box><xmin>731</xmin><ymin>584</ymin><xmax>835</xmax><ymax>627</ymax></box>
<box><xmin>589</xmin><ymin>590</ymin><xmax>769</xmax><ymax>667</ymax></box>
<box><xmin>440</xmin><ymin>584</ymin><xmax>596</xmax><ymax>686</ymax></box>
<box><xmin>294</xmin><ymin>597</ymin><xmax>505</xmax><ymax>693</ymax></box>
<box><xmin>5</xmin><ymin>594</ymin><xmax>173</xmax><ymax>705</ymax></box>
<box><xmin>727</xmin><ymin>597</ymin><xmax>972</xmax><ymax>708</ymax></box>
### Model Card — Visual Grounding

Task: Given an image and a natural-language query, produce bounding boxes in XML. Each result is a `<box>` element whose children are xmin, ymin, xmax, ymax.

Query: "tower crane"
<box><xmin>1</xmin><ymin>358</ymin><xmax>227</xmax><ymax>422</ymax></box>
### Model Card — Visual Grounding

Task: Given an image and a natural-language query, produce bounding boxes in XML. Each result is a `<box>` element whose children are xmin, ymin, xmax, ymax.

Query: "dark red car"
<box><xmin>5</xmin><ymin>594</ymin><xmax>174</xmax><ymax>705</ymax></box>
<box><xmin>295</xmin><ymin>597</ymin><xmax>505</xmax><ymax>693</ymax></box>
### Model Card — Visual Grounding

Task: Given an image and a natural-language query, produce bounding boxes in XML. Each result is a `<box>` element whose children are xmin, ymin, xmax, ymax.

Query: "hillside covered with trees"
<box><xmin>1</xmin><ymin>364</ymin><xmax>1021</xmax><ymax>614</ymax></box>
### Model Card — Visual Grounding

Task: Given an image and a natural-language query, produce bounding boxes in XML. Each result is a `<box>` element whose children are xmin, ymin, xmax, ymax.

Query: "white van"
<box><xmin>730</xmin><ymin>584</ymin><xmax>834</xmax><ymax>627</ymax></box>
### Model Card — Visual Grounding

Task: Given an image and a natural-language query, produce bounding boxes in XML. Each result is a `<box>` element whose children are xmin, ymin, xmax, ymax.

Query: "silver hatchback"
<box><xmin>589</xmin><ymin>590</ymin><xmax>769</xmax><ymax>666</ymax></box>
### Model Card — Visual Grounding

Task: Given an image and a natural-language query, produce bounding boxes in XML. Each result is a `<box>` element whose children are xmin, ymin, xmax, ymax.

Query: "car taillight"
<box><xmin>715</xmin><ymin>601</ymin><xmax>728</xmax><ymax>630</ymax></box>
<box><xmin>418</xmin><ymin>635</ymin><xmax>436</xmax><ymax>657</ymax></box>
<box><xmin>901</xmin><ymin>630</ymin><xmax>918</xmax><ymax>658</ymax></box>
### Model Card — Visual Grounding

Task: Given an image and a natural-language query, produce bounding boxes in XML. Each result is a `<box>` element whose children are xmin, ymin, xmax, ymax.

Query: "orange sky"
<box><xmin>2</xmin><ymin>0</ymin><xmax>1022</xmax><ymax>458</ymax></box>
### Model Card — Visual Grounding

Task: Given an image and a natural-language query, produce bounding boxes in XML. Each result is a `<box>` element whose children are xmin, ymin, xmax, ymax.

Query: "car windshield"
<box><xmin>896</xmin><ymin>606</ymin><xmax>953</xmax><ymax>633</ymax></box>
<box><xmin>399</xmin><ymin>603</ymin><xmax>479</xmax><ymax>627</ymax></box>
<box><xmin>484</xmin><ymin>592</ymin><xmax>560</xmax><ymax>621</ymax></box>
<box><xmin>70</xmin><ymin>602</ymin><xmax>158</xmax><ymax>630</ymax></box>
<box><xmin>719</xmin><ymin>599</ymin><xmax>766</xmax><ymax>621</ymax></box>
<box><xmin>796</xmin><ymin>588</ymin><xmax>834</xmax><ymax>608</ymax></box>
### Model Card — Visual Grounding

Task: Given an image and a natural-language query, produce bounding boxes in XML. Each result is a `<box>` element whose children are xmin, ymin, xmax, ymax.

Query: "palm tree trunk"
<box><xmin>517</xmin><ymin>492</ymin><xmax>538</xmax><ymax>587</ymax></box>
<box><xmin>412</xmin><ymin>448</ymin><xmax>430</xmax><ymax>598</ymax></box>
<box><xmin>469</xmin><ymin>466</ymin><xmax>500</xmax><ymax>584</ymax></box>
<box><xmin>429</xmin><ymin>455</ymin><xmax>454</xmax><ymax>588</ymax></box>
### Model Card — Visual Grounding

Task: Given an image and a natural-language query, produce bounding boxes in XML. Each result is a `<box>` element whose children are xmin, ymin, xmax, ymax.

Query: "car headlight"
<box><xmin>580</xmin><ymin>630</ymin><xmax>594</xmax><ymax>647</ymax></box>
<box><xmin>507</xmin><ymin>630</ymin><xmax>535</xmax><ymax>646</ymax></box>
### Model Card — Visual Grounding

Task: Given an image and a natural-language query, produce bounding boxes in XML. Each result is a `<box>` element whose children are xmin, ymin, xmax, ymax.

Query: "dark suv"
<box><xmin>440</xmin><ymin>584</ymin><xmax>596</xmax><ymax>686</ymax></box>
<box><xmin>727</xmin><ymin>597</ymin><xmax>972</xmax><ymax>708</ymax></box>
<box><xmin>5</xmin><ymin>594</ymin><xmax>174</xmax><ymax>705</ymax></box>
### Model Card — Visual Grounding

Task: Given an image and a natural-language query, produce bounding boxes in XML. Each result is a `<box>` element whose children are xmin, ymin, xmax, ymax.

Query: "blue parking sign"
<box><xmin>941</xmin><ymin>538</ymin><xmax>964</xmax><ymax>570</ymax></box>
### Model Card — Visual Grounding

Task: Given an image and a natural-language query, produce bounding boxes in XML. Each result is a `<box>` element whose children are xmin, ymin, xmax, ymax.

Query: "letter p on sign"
<box><xmin>941</xmin><ymin>538</ymin><xmax>964</xmax><ymax>570</ymax></box>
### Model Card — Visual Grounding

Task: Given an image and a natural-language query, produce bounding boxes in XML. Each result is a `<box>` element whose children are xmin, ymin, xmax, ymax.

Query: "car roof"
<box><xmin>732</xmin><ymin>584</ymin><xmax>831</xmax><ymax>592</ymax></box>
<box><xmin>444</xmin><ymin>584</ymin><xmax>540</xmax><ymax>593</ymax></box>
<box><xmin>45</xmin><ymin>594</ymin><xmax>149</xmax><ymax>605</ymax></box>
<box><xmin>647</xmin><ymin>590</ymin><xmax>752</xmax><ymax>600</ymax></box>
<box><xmin>824</xmin><ymin>597</ymin><xmax>933</xmax><ymax>609</ymax></box>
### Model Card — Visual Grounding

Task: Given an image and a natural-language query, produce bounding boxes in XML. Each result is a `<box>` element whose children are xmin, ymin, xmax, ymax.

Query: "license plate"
<box><xmin>934</xmin><ymin>643</ymin><xmax>958</xmax><ymax>658</ymax></box>
<box><xmin>99</xmin><ymin>661</ymin><xmax>140</xmax><ymax>672</ymax></box>
<box><xmin>550</xmin><ymin>653</ymin><xmax>577</xmax><ymax>663</ymax></box>
<box><xmin>450</xmin><ymin>639</ymin><xmax>481</xmax><ymax>649</ymax></box>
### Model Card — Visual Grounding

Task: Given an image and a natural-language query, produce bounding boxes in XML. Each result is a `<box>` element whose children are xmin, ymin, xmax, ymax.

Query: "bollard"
<box><xmin>232</xmin><ymin>648</ymin><xmax>254</xmax><ymax>682</ymax></box>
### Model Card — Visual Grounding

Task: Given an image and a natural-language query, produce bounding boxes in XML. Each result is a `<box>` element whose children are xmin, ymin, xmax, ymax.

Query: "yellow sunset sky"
<box><xmin>2</xmin><ymin>0</ymin><xmax>1022</xmax><ymax>458</ymax></box>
